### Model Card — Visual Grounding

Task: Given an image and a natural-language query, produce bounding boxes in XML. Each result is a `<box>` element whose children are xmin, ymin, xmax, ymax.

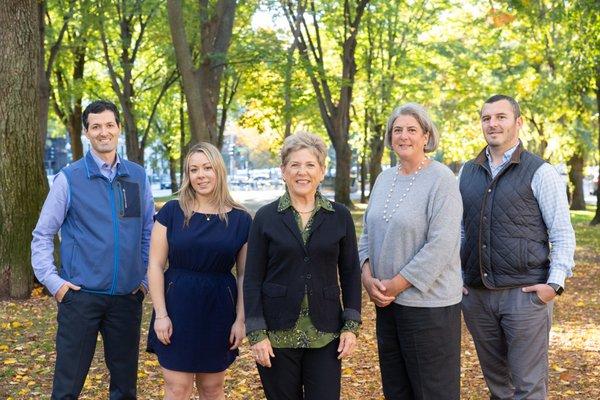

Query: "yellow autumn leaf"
<box><xmin>11</xmin><ymin>321</ymin><xmax>22</xmax><ymax>328</ymax></box>
<box><xmin>83</xmin><ymin>377</ymin><xmax>93</xmax><ymax>389</ymax></box>
<box><xmin>0</xmin><ymin>344</ymin><xmax>8</xmax><ymax>351</ymax></box>
<box><xmin>4</xmin><ymin>358</ymin><xmax>17</xmax><ymax>365</ymax></box>
<box><xmin>552</xmin><ymin>364</ymin><xmax>567</xmax><ymax>372</ymax></box>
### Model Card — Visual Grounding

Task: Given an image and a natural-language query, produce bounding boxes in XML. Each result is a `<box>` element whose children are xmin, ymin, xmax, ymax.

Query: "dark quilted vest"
<box><xmin>460</xmin><ymin>145</ymin><xmax>550</xmax><ymax>289</ymax></box>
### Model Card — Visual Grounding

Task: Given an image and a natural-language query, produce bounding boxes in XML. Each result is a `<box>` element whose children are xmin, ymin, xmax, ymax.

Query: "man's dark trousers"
<box><xmin>52</xmin><ymin>290</ymin><xmax>144</xmax><ymax>400</ymax></box>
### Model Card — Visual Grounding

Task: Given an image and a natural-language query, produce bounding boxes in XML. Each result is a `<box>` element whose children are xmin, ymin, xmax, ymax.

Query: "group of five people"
<box><xmin>32</xmin><ymin>94</ymin><xmax>575</xmax><ymax>400</ymax></box>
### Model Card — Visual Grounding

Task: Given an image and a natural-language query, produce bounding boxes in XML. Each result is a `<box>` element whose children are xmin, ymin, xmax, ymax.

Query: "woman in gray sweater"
<box><xmin>358</xmin><ymin>103</ymin><xmax>463</xmax><ymax>400</ymax></box>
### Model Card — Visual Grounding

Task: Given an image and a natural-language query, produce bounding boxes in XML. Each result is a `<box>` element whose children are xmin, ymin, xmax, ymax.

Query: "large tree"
<box><xmin>100</xmin><ymin>0</ymin><xmax>178</xmax><ymax>165</ymax></box>
<box><xmin>38</xmin><ymin>0</ymin><xmax>76</xmax><ymax>147</ymax></box>
<box><xmin>50</xmin><ymin>0</ymin><xmax>93</xmax><ymax>161</ymax></box>
<box><xmin>167</xmin><ymin>0</ymin><xmax>237</xmax><ymax>146</ymax></box>
<box><xmin>281</xmin><ymin>0</ymin><xmax>370</xmax><ymax>206</ymax></box>
<box><xmin>0</xmin><ymin>0</ymin><xmax>48</xmax><ymax>299</ymax></box>
<box><xmin>564</xmin><ymin>0</ymin><xmax>600</xmax><ymax>223</ymax></box>
<box><xmin>357</xmin><ymin>0</ymin><xmax>445</xmax><ymax>192</ymax></box>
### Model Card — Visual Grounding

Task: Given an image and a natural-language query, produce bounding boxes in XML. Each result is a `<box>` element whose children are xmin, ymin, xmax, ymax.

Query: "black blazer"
<box><xmin>244</xmin><ymin>199</ymin><xmax>361</xmax><ymax>333</ymax></box>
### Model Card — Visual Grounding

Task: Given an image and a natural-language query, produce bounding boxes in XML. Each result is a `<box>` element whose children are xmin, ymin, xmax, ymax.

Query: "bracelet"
<box><xmin>155</xmin><ymin>314</ymin><xmax>169</xmax><ymax>320</ymax></box>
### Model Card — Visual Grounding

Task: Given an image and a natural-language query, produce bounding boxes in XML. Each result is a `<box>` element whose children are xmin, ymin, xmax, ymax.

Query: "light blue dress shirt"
<box><xmin>459</xmin><ymin>143</ymin><xmax>575</xmax><ymax>288</ymax></box>
<box><xmin>31</xmin><ymin>150</ymin><xmax>155</xmax><ymax>295</ymax></box>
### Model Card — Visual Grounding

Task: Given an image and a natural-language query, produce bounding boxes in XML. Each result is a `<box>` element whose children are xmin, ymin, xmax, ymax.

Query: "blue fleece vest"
<box><xmin>60</xmin><ymin>151</ymin><xmax>147</xmax><ymax>295</ymax></box>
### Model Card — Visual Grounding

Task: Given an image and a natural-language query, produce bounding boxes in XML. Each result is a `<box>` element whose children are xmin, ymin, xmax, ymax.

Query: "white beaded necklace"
<box><xmin>382</xmin><ymin>158</ymin><xmax>427</xmax><ymax>223</ymax></box>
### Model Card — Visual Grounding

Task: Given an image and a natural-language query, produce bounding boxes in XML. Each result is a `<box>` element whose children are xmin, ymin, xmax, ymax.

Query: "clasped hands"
<box><xmin>251</xmin><ymin>331</ymin><xmax>357</xmax><ymax>368</ymax></box>
<box><xmin>362</xmin><ymin>267</ymin><xmax>410</xmax><ymax>308</ymax></box>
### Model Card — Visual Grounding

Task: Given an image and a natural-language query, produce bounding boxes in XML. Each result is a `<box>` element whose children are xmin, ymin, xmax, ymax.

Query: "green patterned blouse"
<box><xmin>247</xmin><ymin>190</ymin><xmax>360</xmax><ymax>348</ymax></box>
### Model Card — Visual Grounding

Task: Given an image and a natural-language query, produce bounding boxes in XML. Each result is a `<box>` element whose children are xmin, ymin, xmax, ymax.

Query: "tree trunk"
<box><xmin>283</xmin><ymin>42</ymin><xmax>296</xmax><ymax>138</ymax></box>
<box><xmin>100</xmin><ymin>1</ymin><xmax>169</xmax><ymax>166</ymax></box>
<box><xmin>67</xmin><ymin>43</ymin><xmax>86</xmax><ymax>161</ymax></box>
<box><xmin>168</xmin><ymin>153</ymin><xmax>178</xmax><ymax>193</ymax></box>
<box><xmin>68</xmin><ymin>103</ymin><xmax>84</xmax><ymax>161</ymax></box>
<box><xmin>167</xmin><ymin>0</ymin><xmax>236</xmax><ymax>147</ymax></box>
<box><xmin>37</xmin><ymin>1</ymin><xmax>49</xmax><ymax>148</ymax></box>
<box><xmin>368</xmin><ymin>123</ymin><xmax>385</xmax><ymax>190</ymax></box>
<box><xmin>121</xmin><ymin>102</ymin><xmax>143</xmax><ymax>165</ymax></box>
<box><xmin>167</xmin><ymin>0</ymin><xmax>208</xmax><ymax>145</ymax></box>
<box><xmin>179</xmin><ymin>85</ymin><xmax>187</xmax><ymax>182</ymax></box>
<box><xmin>282</xmin><ymin>0</ymin><xmax>369</xmax><ymax>207</ymax></box>
<box><xmin>360</xmin><ymin>154</ymin><xmax>367</xmax><ymax>203</ymax></box>
<box><xmin>333</xmin><ymin>138</ymin><xmax>352</xmax><ymax>206</ymax></box>
<box><xmin>360</xmin><ymin>112</ymin><xmax>368</xmax><ymax>203</ymax></box>
<box><xmin>568</xmin><ymin>151</ymin><xmax>586</xmax><ymax>210</ymax></box>
<box><xmin>101</xmin><ymin>22</ymin><xmax>144</xmax><ymax>165</ymax></box>
<box><xmin>0</xmin><ymin>0</ymin><xmax>47</xmax><ymax>299</ymax></box>
<box><xmin>38</xmin><ymin>0</ymin><xmax>74</xmax><ymax>149</ymax></box>
<box><xmin>591</xmin><ymin>64</ymin><xmax>600</xmax><ymax>225</ymax></box>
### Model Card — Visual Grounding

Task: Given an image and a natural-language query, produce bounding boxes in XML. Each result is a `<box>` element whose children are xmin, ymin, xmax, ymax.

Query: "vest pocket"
<box><xmin>116</xmin><ymin>180</ymin><xmax>141</xmax><ymax>218</ymax></box>
<box><xmin>68</xmin><ymin>244</ymin><xmax>79</xmax><ymax>270</ymax></box>
<box><xmin>66</xmin><ymin>244</ymin><xmax>82</xmax><ymax>283</ymax></box>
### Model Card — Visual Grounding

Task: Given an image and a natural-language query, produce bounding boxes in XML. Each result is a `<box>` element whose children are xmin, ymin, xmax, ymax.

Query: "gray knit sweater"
<box><xmin>358</xmin><ymin>160</ymin><xmax>463</xmax><ymax>307</ymax></box>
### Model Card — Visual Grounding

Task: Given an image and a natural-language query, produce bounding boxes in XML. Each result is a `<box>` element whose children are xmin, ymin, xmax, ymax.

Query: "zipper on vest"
<box><xmin>108</xmin><ymin>181</ymin><xmax>120</xmax><ymax>295</ymax></box>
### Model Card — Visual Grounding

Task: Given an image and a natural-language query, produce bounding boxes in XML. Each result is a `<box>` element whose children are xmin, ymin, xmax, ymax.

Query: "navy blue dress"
<box><xmin>147</xmin><ymin>200</ymin><xmax>252</xmax><ymax>372</ymax></box>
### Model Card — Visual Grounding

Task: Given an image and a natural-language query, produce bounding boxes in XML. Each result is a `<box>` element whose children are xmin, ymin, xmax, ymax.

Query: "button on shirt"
<box><xmin>31</xmin><ymin>151</ymin><xmax>154</xmax><ymax>295</ymax></box>
<box><xmin>459</xmin><ymin>143</ymin><xmax>575</xmax><ymax>288</ymax></box>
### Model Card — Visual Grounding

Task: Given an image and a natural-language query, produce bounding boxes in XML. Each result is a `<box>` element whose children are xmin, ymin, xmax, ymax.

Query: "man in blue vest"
<box><xmin>459</xmin><ymin>94</ymin><xmax>575</xmax><ymax>399</ymax></box>
<box><xmin>32</xmin><ymin>100</ymin><xmax>154</xmax><ymax>399</ymax></box>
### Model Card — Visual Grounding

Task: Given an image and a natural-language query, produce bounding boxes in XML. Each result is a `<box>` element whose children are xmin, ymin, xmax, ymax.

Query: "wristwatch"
<box><xmin>548</xmin><ymin>283</ymin><xmax>564</xmax><ymax>296</ymax></box>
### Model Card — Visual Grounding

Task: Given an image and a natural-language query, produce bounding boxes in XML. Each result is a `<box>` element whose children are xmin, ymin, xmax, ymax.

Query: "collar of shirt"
<box><xmin>277</xmin><ymin>189</ymin><xmax>334</xmax><ymax>214</ymax></box>
<box><xmin>89</xmin><ymin>149</ymin><xmax>120</xmax><ymax>181</ymax></box>
<box><xmin>485</xmin><ymin>142</ymin><xmax>519</xmax><ymax>178</ymax></box>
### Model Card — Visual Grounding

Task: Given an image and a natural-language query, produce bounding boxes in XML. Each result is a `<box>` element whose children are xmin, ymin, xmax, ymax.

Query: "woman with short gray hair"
<box><xmin>280</xmin><ymin>131</ymin><xmax>328</xmax><ymax>167</ymax></box>
<box><xmin>358</xmin><ymin>103</ymin><xmax>463</xmax><ymax>399</ymax></box>
<box><xmin>244</xmin><ymin>131</ymin><xmax>362</xmax><ymax>399</ymax></box>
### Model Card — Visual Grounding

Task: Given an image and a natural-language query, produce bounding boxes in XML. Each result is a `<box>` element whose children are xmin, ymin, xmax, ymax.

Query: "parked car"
<box><xmin>160</xmin><ymin>177</ymin><xmax>177</xmax><ymax>190</ymax></box>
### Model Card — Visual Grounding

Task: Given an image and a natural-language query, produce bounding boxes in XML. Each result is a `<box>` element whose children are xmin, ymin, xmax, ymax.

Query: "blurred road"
<box><xmin>152</xmin><ymin>186</ymin><xmax>362</xmax><ymax>214</ymax></box>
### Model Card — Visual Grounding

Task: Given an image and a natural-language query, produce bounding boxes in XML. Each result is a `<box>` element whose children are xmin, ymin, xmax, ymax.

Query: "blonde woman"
<box><xmin>147</xmin><ymin>143</ymin><xmax>251</xmax><ymax>400</ymax></box>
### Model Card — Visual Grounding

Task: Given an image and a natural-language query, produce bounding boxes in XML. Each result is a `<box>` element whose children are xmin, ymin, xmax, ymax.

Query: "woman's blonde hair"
<box><xmin>178</xmin><ymin>142</ymin><xmax>245</xmax><ymax>226</ymax></box>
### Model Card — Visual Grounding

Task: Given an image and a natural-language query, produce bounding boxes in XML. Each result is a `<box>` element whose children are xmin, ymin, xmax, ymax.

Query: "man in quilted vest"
<box><xmin>32</xmin><ymin>100</ymin><xmax>154</xmax><ymax>399</ymax></box>
<box><xmin>459</xmin><ymin>94</ymin><xmax>575</xmax><ymax>399</ymax></box>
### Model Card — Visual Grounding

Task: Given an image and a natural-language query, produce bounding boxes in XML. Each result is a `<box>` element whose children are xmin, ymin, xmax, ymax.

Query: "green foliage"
<box><xmin>42</xmin><ymin>0</ymin><xmax>599</xmax><ymax>175</ymax></box>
